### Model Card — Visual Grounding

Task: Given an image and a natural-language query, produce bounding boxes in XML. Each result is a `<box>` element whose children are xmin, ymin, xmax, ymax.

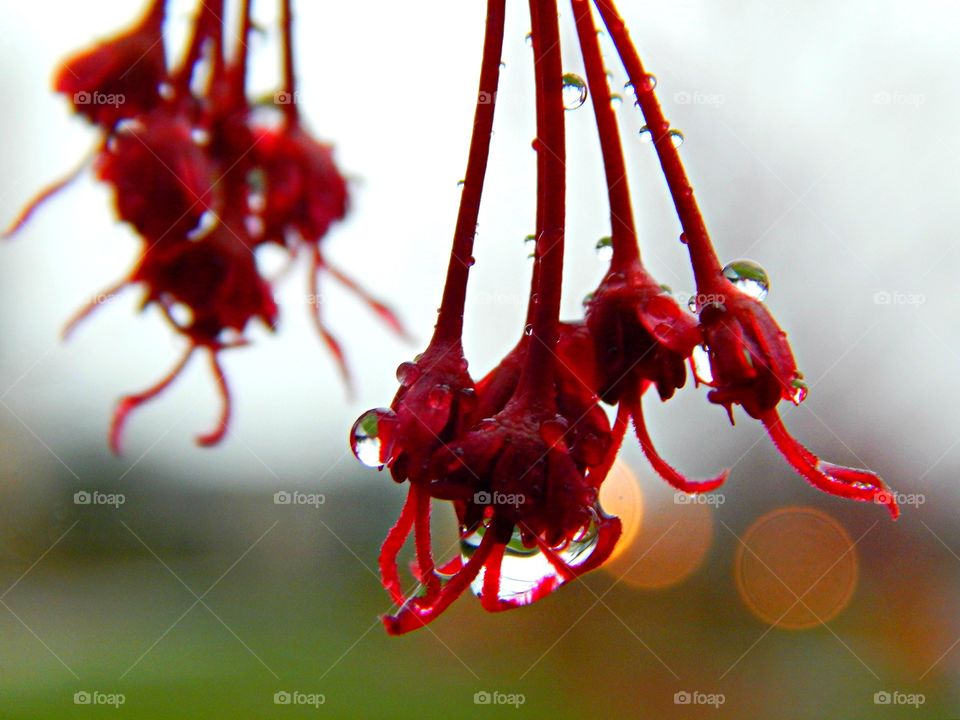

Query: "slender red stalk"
<box><xmin>517</xmin><ymin>0</ymin><xmax>566</xmax><ymax>404</ymax></box>
<box><xmin>279</xmin><ymin>0</ymin><xmax>298</xmax><ymax>124</ymax></box>
<box><xmin>432</xmin><ymin>0</ymin><xmax>506</xmax><ymax>344</ymax></box>
<box><xmin>592</xmin><ymin>0</ymin><xmax>723</xmax><ymax>290</ymax></box>
<box><xmin>571</xmin><ymin>0</ymin><xmax>639</xmax><ymax>272</ymax></box>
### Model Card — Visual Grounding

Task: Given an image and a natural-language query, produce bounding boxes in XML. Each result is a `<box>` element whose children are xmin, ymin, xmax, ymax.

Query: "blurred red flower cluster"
<box><xmin>6</xmin><ymin>0</ymin><xmax>404</xmax><ymax>452</ymax></box>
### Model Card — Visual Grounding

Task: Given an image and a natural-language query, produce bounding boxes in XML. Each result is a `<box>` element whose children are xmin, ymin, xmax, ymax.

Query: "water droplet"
<box><xmin>692</xmin><ymin>345</ymin><xmax>714</xmax><ymax>385</ymax></box>
<box><xmin>638</xmin><ymin>126</ymin><xmax>653</xmax><ymax>143</ymax></box>
<box><xmin>396</xmin><ymin>361</ymin><xmax>419</xmax><ymax>386</ymax></box>
<box><xmin>561</xmin><ymin>73</ymin><xmax>588</xmax><ymax>110</ymax></box>
<box><xmin>191</xmin><ymin>128</ymin><xmax>211</xmax><ymax>146</ymax></box>
<box><xmin>169</xmin><ymin>303</ymin><xmax>193</xmax><ymax>327</ymax></box>
<box><xmin>524</xmin><ymin>233</ymin><xmax>536</xmax><ymax>244</ymax></box>
<box><xmin>609</xmin><ymin>93</ymin><xmax>623</xmax><ymax>108</ymax></box>
<box><xmin>679</xmin><ymin>232</ymin><xmax>688</xmax><ymax>245</ymax></box>
<box><xmin>791</xmin><ymin>379</ymin><xmax>808</xmax><ymax>405</ymax></box>
<box><xmin>524</xmin><ymin>324</ymin><xmax>534</xmax><ymax>336</ymax></box>
<box><xmin>722</xmin><ymin>259</ymin><xmax>770</xmax><ymax>301</ymax></box>
<box><xmin>582</xmin><ymin>292</ymin><xmax>596</xmax><ymax>307</ymax></box>
<box><xmin>457</xmin><ymin>179</ymin><xmax>465</xmax><ymax>187</ymax></box>
<box><xmin>467</xmin><ymin>256</ymin><xmax>476</xmax><ymax>267</ymax></box>
<box><xmin>462</xmin><ymin>522</ymin><xmax>602</xmax><ymax>605</ymax></box>
<box><xmin>427</xmin><ymin>385</ymin><xmax>453</xmax><ymax>413</ymax></box>
<box><xmin>525</xmin><ymin>32</ymin><xmax>533</xmax><ymax>47</ymax></box>
<box><xmin>668</xmin><ymin>129</ymin><xmax>684</xmax><ymax>147</ymax></box>
<box><xmin>595</xmin><ymin>236</ymin><xmax>613</xmax><ymax>261</ymax></box>
<box><xmin>640</xmin><ymin>73</ymin><xmax>657</xmax><ymax>91</ymax></box>
<box><xmin>539</xmin><ymin>417</ymin><xmax>569</xmax><ymax>451</ymax></box>
<box><xmin>351</xmin><ymin>408</ymin><xmax>397</xmax><ymax>469</ymax></box>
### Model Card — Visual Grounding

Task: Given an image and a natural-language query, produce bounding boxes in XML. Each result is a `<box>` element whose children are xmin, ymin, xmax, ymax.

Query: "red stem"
<box><xmin>516</xmin><ymin>0</ymin><xmax>566</xmax><ymax>404</ymax></box>
<box><xmin>592</xmin><ymin>0</ymin><xmax>724</xmax><ymax>291</ymax></box>
<box><xmin>432</xmin><ymin>0</ymin><xmax>506</xmax><ymax>344</ymax></box>
<box><xmin>571</xmin><ymin>0</ymin><xmax>639</xmax><ymax>272</ymax></box>
<box><xmin>279</xmin><ymin>0</ymin><xmax>298</xmax><ymax>124</ymax></box>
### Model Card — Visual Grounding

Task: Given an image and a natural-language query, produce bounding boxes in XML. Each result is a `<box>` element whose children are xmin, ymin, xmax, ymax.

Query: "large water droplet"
<box><xmin>791</xmin><ymin>379</ymin><xmax>808</xmax><ymax>405</ymax></box>
<box><xmin>722</xmin><ymin>259</ymin><xmax>770</xmax><ymax>301</ymax></box>
<box><xmin>562</xmin><ymin>73</ymin><xmax>588</xmax><ymax>110</ymax></box>
<box><xmin>427</xmin><ymin>385</ymin><xmax>453</xmax><ymax>413</ymax></box>
<box><xmin>595</xmin><ymin>236</ymin><xmax>613</xmax><ymax>261</ymax></box>
<box><xmin>351</xmin><ymin>408</ymin><xmax>397</xmax><ymax>469</ymax></box>
<box><xmin>396</xmin><ymin>361</ymin><xmax>419</xmax><ymax>386</ymax></box>
<box><xmin>692</xmin><ymin>345</ymin><xmax>714</xmax><ymax>385</ymax></box>
<box><xmin>461</xmin><ymin>522</ymin><xmax>601</xmax><ymax>605</ymax></box>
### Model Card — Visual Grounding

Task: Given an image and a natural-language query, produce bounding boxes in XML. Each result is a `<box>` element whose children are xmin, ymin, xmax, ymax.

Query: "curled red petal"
<box><xmin>630</xmin><ymin>392</ymin><xmax>728</xmax><ymax>493</ymax></box>
<box><xmin>383</xmin><ymin>528</ymin><xmax>497</xmax><ymax>635</ymax></box>
<box><xmin>4</xmin><ymin>151</ymin><xmax>94</xmax><ymax>238</ymax></box>
<box><xmin>379</xmin><ymin>490</ymin><xmax>418</xmax><ymax>606</ymax></box>
<box><xmin>412</xmin><ymin>483</ymin><xmax>440</xmax><ymax>600</ymax></box>
<box><xmin>110</xmin><ymin>345</ymin><xmax>196</xmax><ymax>455</ymax></box>
<box><xmin>61</xmin><ymin>279</ymin><xmax>130</xmax><ymax>341</ymax></box>
<box><xmin>308</xmin><ymin>248</ymin><xmax>354</xmax><ymax>395</ymax></box>
<box><xmin>760</xmin><ymin>409</ymin><xmax>899</xmax><ymax>520</ymax></box>
<box><xmin>195</xmin><ymin>350</ymin><xmax>232</xmax><ymax>447</ymax></box>
<box><xmin>479</xmin><ymin>542</ymin><xmax>507</xmax><ymax>612</ymax></box>
<box><xmin>586</xmin><ymin>400</ymin><xmax>629</xmax><ymax>488</ymax></box>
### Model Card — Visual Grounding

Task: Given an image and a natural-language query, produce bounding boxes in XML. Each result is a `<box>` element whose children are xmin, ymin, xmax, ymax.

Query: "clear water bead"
<box><xmin>562</xmin><ymin>73</ymin><xmax>588</xmax><ymax>110</ymax></box>
<box><xmin>351</xmin><ymin>408</ymin><xmax>396</xmax><ymax>469</ymax></box>
<box><xmin>722</xmin><ymin>259</ymin><xmax>770</xmax><ymax>301</ymax></box>
<box><xmin>461</xmin><ymin>522</ymin><xmax>601</xmax><ymax>605</ymax></box>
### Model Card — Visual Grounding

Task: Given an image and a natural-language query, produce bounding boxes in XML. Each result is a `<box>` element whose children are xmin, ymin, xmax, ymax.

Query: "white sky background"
<box><xmin>0</xmin><ymin>0</ymin><xmax>957</xmax><ymax>506</ymax></box>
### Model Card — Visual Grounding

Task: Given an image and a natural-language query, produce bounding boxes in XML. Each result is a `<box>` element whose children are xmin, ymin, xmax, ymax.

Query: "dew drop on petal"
<box><xmin>722</xmin><ymin>259</ymin><xmax>770</xmax><ymax>301</ymax></box>
<box><xmin>561</xmin><ymin>73</ymin><xmax>588</xmax><ymax>110</ymax></box>
<box><xmin>539</xmin><ymin>417</ymin><xmax>569</xmax><ymax>451</ymax></box>
<box><xmin>791</xmin><ymin>379</ymin><xmax>808</xmax><ymax>405</ymax></box>
<box><xmin>692</xmin><ymin>345</ymin><xmax>714</xmax><ymax>385</ymax></box>
<box><xmin>351</xmin><ymin>408</ymin><xmax>397</xmax><ymax>469</ymax></box>
<box><xmin>396</xmin><ymin>361</ymin><xmax>419</xmax><ymax>386</ymax></box>
<box><xmin>595</xmin><ymin>236</ymin><xmax>613</xmax><ymax>261</ymax></box>
<box><xmin>462</xmin><ymin>522</ymin><xmax>601</xmax><ymax>605</ymax></box>
<box><xmin>427</xmin><ymin>384</ymin><xmax>453</xmax><ymax>413</ymax></box>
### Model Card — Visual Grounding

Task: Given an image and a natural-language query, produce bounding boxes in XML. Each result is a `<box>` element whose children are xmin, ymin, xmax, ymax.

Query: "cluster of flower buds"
<box><xmin>6</xmin><ymin>0</ymin><xmax>405</xmax><ymax>452</ymax></box>
<box><xmin>352</xmin><ymin>0</ymin><xmax>898</xmax><ymax>635</ymax></box>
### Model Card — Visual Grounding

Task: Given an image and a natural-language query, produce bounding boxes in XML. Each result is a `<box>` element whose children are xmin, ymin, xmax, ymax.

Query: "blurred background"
<box><xmin>1</xmin><ymin>0</ymin><xmax>958</xmax><ymax>717</ymax></box>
